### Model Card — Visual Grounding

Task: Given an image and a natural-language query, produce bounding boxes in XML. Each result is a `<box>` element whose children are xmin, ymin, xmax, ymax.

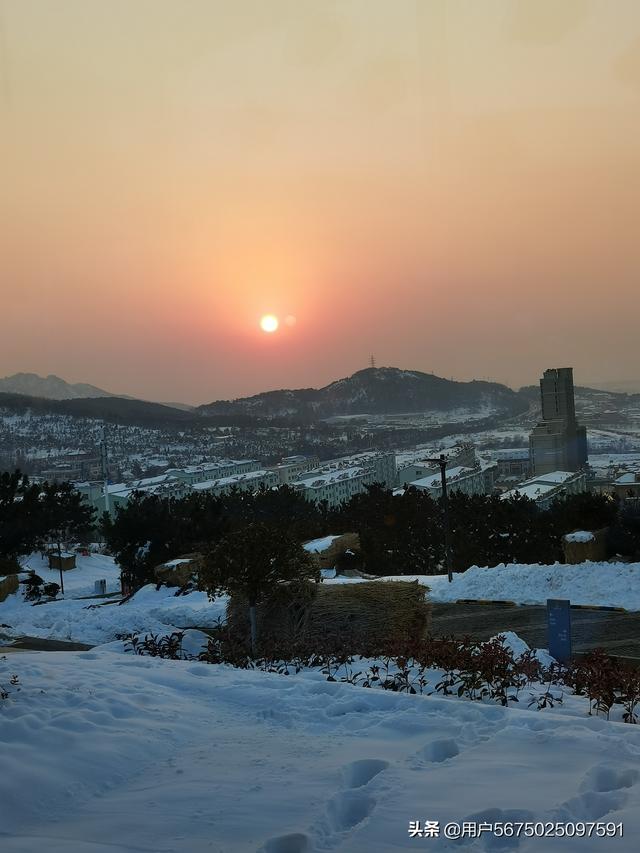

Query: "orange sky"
<box><xmin>2</xmin><ymin>0</ymin><xmax>640</xmax><ymax>403</ymax></box>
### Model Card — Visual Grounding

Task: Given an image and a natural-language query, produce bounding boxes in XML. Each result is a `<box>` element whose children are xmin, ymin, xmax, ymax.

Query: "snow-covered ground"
<box><xmin>4</xmin><ymin>557</ymin><xmax>640</xmax><ymax>646</ymax></box>
<box><xmin>2</xmin><ymin>646</ymin><xmax>640</xmax><ymax>852</ymax></box>
<box><xmin>19</xmin><ymin>551</ymin><xmax>122</xmax><ymax>597</ymax></box>
<box><xmin>327</xmin><ymin>561</ymin><xmax>640</xmax><ymax>610</ymax></box>
<box><xmin>0</xmin><ymin>584</ymin><xmax>228</xmax><ymax>645</ymax></box>
<box><xmin>1</xmin><ymin>553</ymin><xmax>227</xmax><ymax>645</ymax></box>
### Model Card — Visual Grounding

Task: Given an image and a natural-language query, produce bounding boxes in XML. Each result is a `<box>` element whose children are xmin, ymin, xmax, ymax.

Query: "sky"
<box><xmin>2</xmin><ymin>0</ymin><xmax>640</xmax><ymax>404</ymax></box>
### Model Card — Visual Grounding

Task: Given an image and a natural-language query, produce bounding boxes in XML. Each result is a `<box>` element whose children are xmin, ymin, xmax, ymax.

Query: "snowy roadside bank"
<box><xmin>3</xmin><ymin>556</ymin><xmax>640</xmax><ymax>648</ymax></box>
<box><xmin>0</xmin><ymin>583</ymin><xmax>228</xmax><ymax>646</ymax></box>
<box><xmin>327</xmin><ymin>560</ymin><xmax>640</xmax><ymax>610</ymax></box>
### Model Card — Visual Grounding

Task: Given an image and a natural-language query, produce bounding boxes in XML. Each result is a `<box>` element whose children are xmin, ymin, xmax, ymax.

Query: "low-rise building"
<box><xmin>167</xmin><ymin>459</ymin><xmax>261</xmax><ymax>485</ymax></box>
<box><xmin>290</xmin><ymin>451</ymin><xmax>396</xmax><ymax>506</ymax></box>
<box><xmin>396</xmin><ymin>443</ymin><xmax>477</xmax><ymax>487</ymax></box>
<box><xmin>501</xmin><ymin>470</ymin><xmax>588</xmax><ymax>510</ymax></box>
<box><xmin>293</xmin><ymin>467</ymin><xmax>370</xmax><ymax>507</ymax></box>
<box><xmin>494</xmin><ymin>448</ymin><xmax>531</xmax><ymax>481</ymax></box>
<box><xmin>77</xmin><ymin>474</ymin><xmax>190</xmax><ymax>516</ymax></box>
<box><xmin>613</xmin><ymin>472</ymin><xmax>640</xmax><ymax>500</ymax></box>
<box><xmin>409</xmin><ymin>465</ymin><xmax>488</xmax><ymax>499</ymax></box>
<box><xmin>268</xmin><ymin>455</ymin><xmax>320</xmax><ymax>485</ymax></box>
<box><xmin>191</xmin><ymin>469</ymin><xmax>278</xmax><ymax>496</ymax></box>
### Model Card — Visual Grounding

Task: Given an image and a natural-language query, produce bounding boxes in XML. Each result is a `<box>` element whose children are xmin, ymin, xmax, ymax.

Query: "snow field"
<box><xmin>2</xmin><ymin>649</ymin><xmax>640</xmax><ymax>851</ymax></box>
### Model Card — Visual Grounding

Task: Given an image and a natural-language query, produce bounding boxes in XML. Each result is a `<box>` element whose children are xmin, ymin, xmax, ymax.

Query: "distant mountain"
<box><xmin>518</xmin><ymin>384</ymin><xmax>640</xmax><ymax>422</ymax></box>
<box><xmin>199</xmin><ymin>367</ymin><xmax>528</xmax><ymax>420</ymax></box>
<box><xmin>0</xmin><ymin>373</ymin><xmax>117</xmax><ymax>400</ymax></box>
<box><xmin>583</xmin><ymin>380</ymin><xmax>640</xmax><ymax>394</ymax></box>
<box><xmin>0</xmin><ymin>391</ymin><xmax>195</xmax><ymax>427</ymax></box>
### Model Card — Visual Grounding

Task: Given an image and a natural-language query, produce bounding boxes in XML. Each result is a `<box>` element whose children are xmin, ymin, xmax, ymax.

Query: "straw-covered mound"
<box><xmin>227</xmin><ymin>580</ymin><xmax>431</xmax><ymax>654</ymax></box>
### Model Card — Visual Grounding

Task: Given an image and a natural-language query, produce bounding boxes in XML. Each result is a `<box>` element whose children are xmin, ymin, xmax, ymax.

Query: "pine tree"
<box><xmin>0</xmin><ymin>471</ymin><xmax>43</xmax><ymax>566</ymax></box>
<box><xmin>200</xmin><ymin>523</ymin><xmax>318</xmax><ymax>652</ymax></box>
<box><xmin>38</xmin><ymin>481</ymin><xmax>95</xmax><ymax>592</ymax></box>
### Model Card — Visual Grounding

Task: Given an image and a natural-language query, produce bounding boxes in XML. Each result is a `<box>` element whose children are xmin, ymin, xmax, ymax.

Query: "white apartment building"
<box><xmin>268</xmin><ymin>455</ymin><xmax>320</xmax><ymax>485</ymax></box>
<box><xmin>167</xmin><ymin>459</ymin><xmax>261</xmax><ymax>485</ymax></box>
<box><xmin>307</xmin><ymin>452</ymin><xmax>396</xmax><ymax>487</ymax></box>
<box><xmin>396</xmin><ymin>443</ymin><xmax>477</xmax><ymax>488</ymax></box>
<box><xmin>191</xmin><ymin>469</ymin><xmax>279</xmax><ymax>496</ymax></box>
<box><xmin>289</xmin><ymin>451</ymin><xmax>396</xmax><ymax>507</ymax></box>
<box><xmin>292</xmin><ymin>467</ymin><xmax>370</xmax><ymax>507</ymax></box>
<box><xmin>409</xmin><ymin>465</ymin><xmax>488</xmax><ymax>499</ymax></box>
<box><xmin>501</xmin><ymin>470</ymin><xmax>587</xmax><ymax>510</ymax></box>
<box><xmin>78</xmin><ymin>474</ymin><xmax>191</xmax><ymax>516</ymax></box>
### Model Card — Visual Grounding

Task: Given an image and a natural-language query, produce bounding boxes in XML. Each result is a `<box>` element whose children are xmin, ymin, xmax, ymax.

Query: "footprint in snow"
<box><xmin>342</xmin><ymin>758</ymin><xmax>389</xmax><ymax>789</ymax></box>
<box><xmin>420</xmin><ymin>738</ymin><xmax>460</xmax><ymax>763</ymax></box>
<box><xmin>306</xmin><ymin>758</ymin><xmax>389</xmax><ymax>849</ymax></box>
<box><xmin>552</xmin><ymin>763</ymin><xmax>640</xmax><ymax>822</ymax></box>
<box><xmin>257</xmin><ymin>832</ymin><xmax>311</xmax><ymax>853</ymax></box>
<box><xmin>580</xmin><ymin>764</ymin><xmax>639</xmax><ymax>794</ymax></box>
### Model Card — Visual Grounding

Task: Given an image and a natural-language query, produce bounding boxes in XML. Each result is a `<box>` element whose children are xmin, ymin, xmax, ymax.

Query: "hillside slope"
<box><xmin>200</xmin><ymin>367</ymin><xmax>526</xmax><ymax>419</ymax></box>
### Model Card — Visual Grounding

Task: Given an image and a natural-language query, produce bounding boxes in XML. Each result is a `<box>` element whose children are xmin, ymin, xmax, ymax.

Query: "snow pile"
<box><xmin>0</xmin><ymin>583</ymin><xmax>228</xmax><ymax>645</ymax></box>
<box><xmin>564</xmin><ymin>531</ymin><xmax>595</xmax><ymax>543</ymax></box>
<box><xmin>489</xmin><ymin>630</ymin><xmax>556</xmax><ymax>668</ymax></box>
<box><xmin>327</xmin><ymin>561</ymin><xmax>640</xmax><ymax>609</ymax></box>
<box><xmin>1</xmin><ymin>649</ymin><xmax>640</xmax><ymax>851</ymax></box>
<box><xmin>429</xmin><ymin>561</ymin><xmax>640</xmax><ymax>609</ymax></box>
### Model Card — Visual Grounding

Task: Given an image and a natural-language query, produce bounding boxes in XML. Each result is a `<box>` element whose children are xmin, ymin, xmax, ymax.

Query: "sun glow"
<box><xmin>260</xmin><ymin>314</ymin><xmax>279</xmax><ymax>333</ymax></box>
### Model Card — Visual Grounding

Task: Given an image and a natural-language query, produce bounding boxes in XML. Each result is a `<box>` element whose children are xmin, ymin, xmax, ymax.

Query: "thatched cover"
<box><xmin>227</xmin><ymin>580</ymin><xmax>431</xmax><ymax>654</ymax></box>
<box><xmin>562</xmin><ymin>527</ymin><xmax>609</xmax><ymax>564</ymax></box>
<box><xmin>0</xmin><ymin>572</ymin><xmax>19</xmax><ymax>603</ymax></box>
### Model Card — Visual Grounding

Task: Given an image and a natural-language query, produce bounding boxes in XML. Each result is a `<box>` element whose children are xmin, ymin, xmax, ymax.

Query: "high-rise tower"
<box><xmin>540</xmin><ymin>368</ymin><xmax>577</xmax><ymax>423</ymax></box>
<box><xmin>529</xmin><ymin>367</ymin><xmax>587</xmax><ymax>475</ymax></box>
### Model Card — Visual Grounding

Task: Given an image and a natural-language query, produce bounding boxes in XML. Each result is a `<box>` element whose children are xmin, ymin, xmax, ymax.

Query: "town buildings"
<box><xmin>268</xmin><ymin>455</ymin><xmax>320</xmax><ymax>484</ymax></box>
<box><xmin>290</xmin><ymin>451</ymin><xmax>396</xmax><ymax>506</ymax></box>
<box><xmin>501</xmin><ymin>470</ymin><xmax>588</xmax><ymax>510</ymax></box>
<box><xmin>191</xmin><ymin>469</ymin><xmax>278</xmax><ymax>496</ymax></box>
<box><xmin>167</xmin><ymin>459</ymin><xmax>261</xmax><ymax>485</ymax></box>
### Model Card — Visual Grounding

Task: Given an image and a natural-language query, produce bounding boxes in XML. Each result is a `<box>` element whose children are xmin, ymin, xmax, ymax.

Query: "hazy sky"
<box><xmin>2</xmin><ymin>0</ymin><xmax>640</xmax><ymax>403</ymax></box>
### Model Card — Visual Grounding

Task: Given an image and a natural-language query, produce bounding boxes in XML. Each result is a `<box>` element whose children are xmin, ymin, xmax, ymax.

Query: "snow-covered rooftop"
<box><xmin>410</xmin><ymin>465</ymin><xmax>475</xmax><ymax>489</ymax></box>
<box><xmin>191</xmin><ymin>470</ymin><xmax>272</xmax><ymax>490</ymax></box>
<box><xmin>303</xmin><ymin>535</ymin><xmax>341</xmax><ymax>553</ymax></box>
<box><xmin>296</xmin><ymin>467</ymin><xmax>366</xmax><ymax>488</ymax></box>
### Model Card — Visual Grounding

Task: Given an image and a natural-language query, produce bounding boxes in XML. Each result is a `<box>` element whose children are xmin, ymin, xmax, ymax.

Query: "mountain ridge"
<box><xmin>0</xmin><ymin>372</ymin><xmax>118</xmax><ymax>400</ymax></box>
<box><xmin>198</xmin><ymin>367</ymin><xmax>527</xmax><ymax>419</ymax></box>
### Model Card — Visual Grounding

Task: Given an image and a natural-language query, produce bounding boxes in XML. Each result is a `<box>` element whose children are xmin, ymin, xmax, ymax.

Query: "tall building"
<box><xmin>539</xmin><ymin>367</ymin><xmax>577</xmax><ymax>423</ymax></box>
<box><xmin>529</xmin><ymin>368</ymin><xmax>587</xmax><ymax>476</ymax></box>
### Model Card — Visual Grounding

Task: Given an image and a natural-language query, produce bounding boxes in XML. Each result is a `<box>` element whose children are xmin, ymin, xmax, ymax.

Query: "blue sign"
<box><xmin>547</xmin><ymin>599</ymin><xmax>572</xmax><ymax>662</ymax></box>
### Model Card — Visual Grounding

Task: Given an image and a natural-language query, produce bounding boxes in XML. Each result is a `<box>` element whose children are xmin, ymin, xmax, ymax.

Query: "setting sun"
<box><xmin>260</xmin><ymin>314</ymin><xmax>279</xmax><ymax>333</ymax></box>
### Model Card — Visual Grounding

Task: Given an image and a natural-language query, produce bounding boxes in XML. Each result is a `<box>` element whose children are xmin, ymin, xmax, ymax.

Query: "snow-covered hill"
<box><xmin>200</xmin><ymin>367</ymin><xmax>527</xmax><ymax>420</ymax></box>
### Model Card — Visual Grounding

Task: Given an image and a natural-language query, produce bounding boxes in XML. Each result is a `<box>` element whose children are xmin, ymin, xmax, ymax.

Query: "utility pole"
<box><xmin>426</xmin><ymin>454</ymin><xmax>453</xmax><ymax>582</ymax></box>
<box><xmin>57</xmin><ymin>537</ymin><xmax>64</xmax><ymax>596</ymax></box>
<box><xmin>100</xmin><ymin>426</ymin><xmax>110</xmax><ymax>517</ymax></box>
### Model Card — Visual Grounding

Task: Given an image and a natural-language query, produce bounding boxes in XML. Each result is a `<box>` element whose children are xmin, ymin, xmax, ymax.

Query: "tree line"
<box><xmin>2</xmin><ymin>470</ymin><xmax>639</xmax><ymax>592</ymax></box>
<box><xmin>0</xmin><ymin>471</ymin><xmax>95</xmax><ymax>573</ymax></box>
<box><xmin>100</xmin><ymin>482</ymin><xmax>633</xmax><ymax>590</ymax></box>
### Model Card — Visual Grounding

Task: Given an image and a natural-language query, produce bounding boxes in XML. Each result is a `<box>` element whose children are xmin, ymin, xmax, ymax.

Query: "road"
<box><xmin>2</xmin><ymin>604</ymin><xmax>640</xmax><ymax>658</ymax></box>
<box><xmin>431</xmin><ymin>602</ymin><xmax>640</xmax><ymax>659</ymax></box>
